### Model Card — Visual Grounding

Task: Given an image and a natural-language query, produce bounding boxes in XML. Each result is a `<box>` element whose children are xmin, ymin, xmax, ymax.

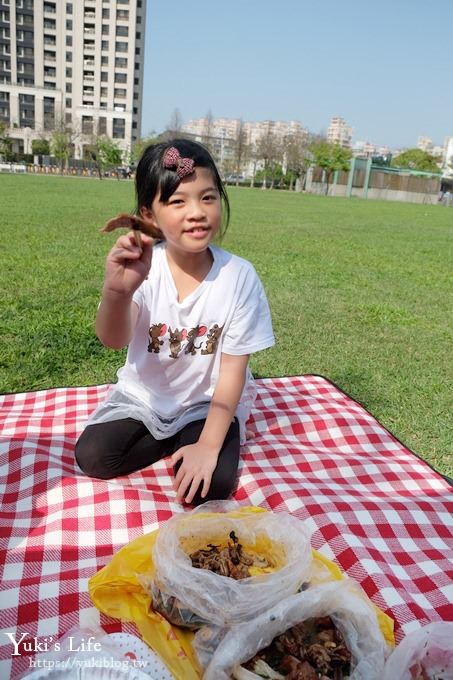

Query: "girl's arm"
<box><xmin>96</xmin><ymin>231</ymin><xmax>153</xmax><ymax>349</ymax></box>
<box><xmin>172</xmin><ymin>352</ymin><xmax>250</xmax><ymax>503</ymax></box>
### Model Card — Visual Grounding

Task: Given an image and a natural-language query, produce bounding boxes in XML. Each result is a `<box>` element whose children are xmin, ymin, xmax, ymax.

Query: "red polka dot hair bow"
<box><xmin>162</xmin><ymin>146</ymin><xmax>195</xmax><ymax>179</ymax></box>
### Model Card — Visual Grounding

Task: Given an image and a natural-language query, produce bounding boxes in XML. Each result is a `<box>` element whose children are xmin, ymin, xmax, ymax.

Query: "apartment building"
<box><xmin>0</xmin><ymin>0</ymin><xmax>146</xmax><ymax>159</ymax></box>
<box><xmin>327</xmin><ymin>116</ymin><xmax>353</xmax><ymax>149</ymax></box>
<box><xmin>182</xmin><ymin>117</ymin><xmax>307</xmax><ymax>147</ymax></box>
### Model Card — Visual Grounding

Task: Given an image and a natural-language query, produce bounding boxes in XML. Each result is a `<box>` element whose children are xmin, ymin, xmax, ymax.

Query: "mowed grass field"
<box><xmin>1</xmin><ymin>173</ymin><xmax>452</xmax><ymax>475</ymax></box>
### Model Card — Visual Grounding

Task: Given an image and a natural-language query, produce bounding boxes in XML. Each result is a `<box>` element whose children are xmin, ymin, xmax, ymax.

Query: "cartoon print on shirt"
<box><xmin>201</xmin><ymin>324</ymin><xmax>224</xmax><ymax>355</ymax></box>
<box><xmin>168</xmin><ymin>327</ymin><xmax>187</xmax><ymax>359</ymax></box>
<box><xmin>185</xmin><ymin>325</ymin><xmax>207</xmax><ymax>355</ymax></box>
<box><xmin>148</xmin><ymin>323</ymin><xmax>167</xmax><ymax>353</ymax></box>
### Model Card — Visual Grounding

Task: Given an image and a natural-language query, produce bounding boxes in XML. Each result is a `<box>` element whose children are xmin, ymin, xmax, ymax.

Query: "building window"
<box><xmin>82</xmin><ymin>115</ymin><xmax>94</xmax><ymax>135</ymax></box>
<box><xmin>43</xmin><ymin>96</ymin><xmax>55</xmax><ymax>130</ymax></box>
<box><xmin>66</xmin><ymin>3</ymin><xmax>72</xmax><ymax>14</ymax></box>
<box><xmin>102</xmin><ymin>24</ymin><xmax>109</xmax><ymax>35</ymax></box>
<box><xmin>66</xmin><ymin>67</ymin><xmax>72</xmax><ymax>77</ymax></box>
<box><xmin>66</xmin><ymin>35</ymin><xmax>72</xmax><ymax>46</ymax></box>
<box><xmin>65</xmin><ymin>97</ymin><xmax>72</xmax><ymax>108</ymax></box>
<box><xmin>66</xmin><ymin>19</ymin><xmax>72</xmax><ymax>30</ymax></box>
<box><xmin>66</xmin><ymin>82</ymin><xmax>72</xmax><ymax>92</ymax></box>
<box><xmin>101</xmin><ymin>40</ymin><xmax>109</xmax><ymax>50</ymax></box>
<box><xmin>98</xmin><ymin>116</ymin><xmax>107</xmax><ymax>135</ymax></box>
<box><xmin>115</xmin><ymin>57</ymin><xmax>127</xmax><ymax>68</ymax></box>
<box><xmin>19</xmin><ymin>92</ymin><xmax>35</xmax><ymax>128</ymax></box>
<box><xmin>116</xmin><ymin>25</ymin><xmax>128</xmax><ymax>36</ymax></box>
<box><xmin>114</xmin><ymin>72</ymin><xmax>127</xmax><ymax>83</ymax></box>
<box><xmin>116</xmin><ymin>9</ymin><xmax>129</xmax><ymax>19</ymax></box>
<box><xmin>101</xmin><ymin>56</ymin><xmax>108</xmax><ymax>65</ymax></box>
<box><xmin>100</xmin><ymin>87</ymin><xmax>108</xmax><ymax>97</ymax></box>
<box><xmin>102</xmin><ymin>8</ymin><xmax>109</xmax><ymax>18</ymax></box>
<box><xmin>135</xmin><ymin>47</ymin><xmax>140</xmax><ymax>55</ymax></box>
<box><xmin>112</xmin><ymin>117</ymin><xmax>125</xmax><ymax>139</ymax></box>
<box><xmin>66</xmin><ymin>51</ymin><xmax>72</xmax><ymax>61</ymax></box>
<box><xmin>101</xmin><ymin>71</ymin><xmax>108</xmax><ymax>82</ymax></box>
<box><xmin>136</xmin><ymin>32</ymin><xmax>141</xmax><ymax>39</ymax></box>
<box><xmin>115</xmin><ymin>41</ymin><xmax>128</xmax><ymax>52</ymax></box>
<box><xmin>114</xmin><ymin>87</ymin><xmax>126</xmax><ymax>98</ymax></box>
<box><xmin>134</xmin><ymin>77</ymin><xmax>139</xmax><ymax>85</ymax></box>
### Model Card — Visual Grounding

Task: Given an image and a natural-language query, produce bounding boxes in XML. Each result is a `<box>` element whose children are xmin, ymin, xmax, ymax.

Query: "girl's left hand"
<box><xmin>171</xmin><ymin>443</ymin><xmax>219</xmax><ymax>504</ymax></box>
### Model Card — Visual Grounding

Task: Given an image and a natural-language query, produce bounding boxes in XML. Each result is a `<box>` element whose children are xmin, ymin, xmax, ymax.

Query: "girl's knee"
<box><xmin>74</xmin><ymin>437</ymin><xmax>117</xmax><ymax>480</ymax></box>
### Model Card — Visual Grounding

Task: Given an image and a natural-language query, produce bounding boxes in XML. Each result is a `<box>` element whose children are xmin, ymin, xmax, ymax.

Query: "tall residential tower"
<box><xmin>0</xmin><ymin>0</ymin><xmax>146</xmax><ymax>158</ymax></box>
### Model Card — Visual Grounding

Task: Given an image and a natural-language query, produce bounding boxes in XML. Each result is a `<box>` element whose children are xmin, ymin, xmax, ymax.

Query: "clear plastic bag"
<box><xmin>382</xmin><ymin>621</ymin><xmax>453</xmax><ymax>680</ymax></box>
<box><xmin>148</xmin><ymin>501</ymin><xmax>313</xmax><ymax>628</ymax></box>
<box><xmin>199</xmin><ymin>579</ymin><xmax>391</xmax><ymax>680</ymax></box>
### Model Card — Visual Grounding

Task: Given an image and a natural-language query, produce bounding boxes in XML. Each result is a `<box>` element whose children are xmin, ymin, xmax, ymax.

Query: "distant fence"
<box><xmin>307</xmin><ymin>158</ymin><xmax>441</xmax><ymax>204</ymax></box>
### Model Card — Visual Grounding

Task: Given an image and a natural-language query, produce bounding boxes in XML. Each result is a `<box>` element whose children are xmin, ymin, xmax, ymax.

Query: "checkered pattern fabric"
<box><xmin>1</xmin><ymin>375</ymin><xmax>452</xmax><ymax>679</ymax></box>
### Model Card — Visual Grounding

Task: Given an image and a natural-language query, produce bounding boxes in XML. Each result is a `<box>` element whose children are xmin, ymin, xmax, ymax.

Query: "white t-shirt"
<box><xmin>88</xmin><ymin>243</ymin><xmax>275</xmax><ymax>442</ymax></box>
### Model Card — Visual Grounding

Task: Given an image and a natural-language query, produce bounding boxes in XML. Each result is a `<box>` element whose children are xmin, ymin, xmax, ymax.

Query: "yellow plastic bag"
<box><xmin>89</xmin><ymin>506</ymin><xmax>394</xmax><ymax>680</ymax></box>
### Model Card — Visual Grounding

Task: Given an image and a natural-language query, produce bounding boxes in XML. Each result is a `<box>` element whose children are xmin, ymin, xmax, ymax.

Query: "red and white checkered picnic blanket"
<box><xmin>1</xmin><ymin>375</ymin><xmax>452</xmax><ymax>679</ymax></box>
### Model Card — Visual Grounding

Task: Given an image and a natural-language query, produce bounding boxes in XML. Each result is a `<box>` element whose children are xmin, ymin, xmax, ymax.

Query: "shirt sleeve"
<box><xmin>221</xmin><ymin>265</ymin><xmax>275</xmax><ymax>355</ymax></box>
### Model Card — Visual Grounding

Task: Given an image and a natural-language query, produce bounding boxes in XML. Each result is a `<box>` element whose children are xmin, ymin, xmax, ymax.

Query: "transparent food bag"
<box><xmin>199</xmin><ymin>579</ymin><xmax>391</xmax><ymax>680</ymax></box>
<box><xmin>382</xmin><ymin>621</ymin><xmax>453</xmax><ymax>680</ymax></box>
<box><xmin>148</xmin><ymin>501</ymin><xmax>312</xmax><ymax>628</ymax></box>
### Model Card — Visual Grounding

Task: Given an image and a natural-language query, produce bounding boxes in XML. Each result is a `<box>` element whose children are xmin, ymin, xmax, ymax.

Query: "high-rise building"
<box><xmin>327</xmin><ymin>116</ymin><xmax>353</xmax><ymax>149</ymax></box>
<box><xmin>0</xmin><ymin>0</ymin><xmax>146</xmax><ymax>159</ymax></box>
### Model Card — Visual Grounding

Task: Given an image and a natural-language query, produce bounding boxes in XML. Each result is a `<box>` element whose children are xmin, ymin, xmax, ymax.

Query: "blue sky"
<box><xmin>142</xmin><ymin>0</ymin><xmax>451</xmax><ymax>149</ymax></box>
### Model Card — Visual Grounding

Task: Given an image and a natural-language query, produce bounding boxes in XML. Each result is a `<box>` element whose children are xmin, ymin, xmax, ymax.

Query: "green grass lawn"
<box><xmin>1</xmin><ymin>174</ymin><xmax>452</xmax><ymax>476</ymax></box>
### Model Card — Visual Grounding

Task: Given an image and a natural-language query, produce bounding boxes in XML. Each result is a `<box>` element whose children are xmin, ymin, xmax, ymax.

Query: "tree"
<box><xmin>255</xmin><ymin>128</ymin><xmax>283</xmax><ymax>189</ymax></box>
<box><xmin>131</xmin><ymin>131</ymin><xmax>161</xmax><ymax>164</ymax></box>
<box><xmin>391</xmin><ymin>148</ymin><xmax>441</xmax><ymax>173</ymax></box>
<box><xmin>165</xmin><ymin>108</ymin><xmax>183</xmax><ymax>137</ymax></box>
<box><xmin>32</xmin><ymin>138</ymin><xmax>50</xmax><ymax>156</ymax></box>
<box><xmin>283</xmin><ymin>131</ymin><xmax>321</xmax><ymax>191</ymax></box>
<box><xmin>86</xmin><ymin>136</ymin><xmax>123</xmax><ymax>179</ymax></box>
<box><xmin>50</xmin><ymin>119</ymin><xmax>77</xmax><ymax>171</ymax></box>
<box><xmin>310</xmin><ymin>141</ymin><xmax>352</xmax><ymax>195</ymax></box>
<box><xmin>0</xmin><ymin>122</ymin><xmax>14</xmax><ymax>161</ymax></box>
<box><xmin>232</xmin><ymin>119</ymin><xmax>249</xmax><ymax>185</ymax></box>
<box><xmin>201</xmin><ymin>109</ymin><xmax>215</xmax><ymax>153</ymax></box>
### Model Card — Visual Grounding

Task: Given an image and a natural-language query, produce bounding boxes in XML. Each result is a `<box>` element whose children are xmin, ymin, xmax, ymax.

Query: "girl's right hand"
<box><xmin>103</xmin><ymin>231</ymin><xmax>153</xmax><ymax>297</ymax></box>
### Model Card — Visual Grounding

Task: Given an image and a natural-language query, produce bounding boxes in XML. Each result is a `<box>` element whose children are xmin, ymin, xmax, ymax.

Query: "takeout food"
<box><xmin>190</xmin><ymin>531</ymin><xmax>270</xmax><ymax>580</ymax></box>
<box><xmin>146</xmin><ymin>502</ymin><xmax>313</xmax><ymax>629</ymax></box>
<box><xmin>237</xmin><ymin>615</ymin><xmax>352</xmax><ymax>680</ymax></box>
<box><xmin>199</xmin><ymin>579</ymin><xmax>390</xmax><ymax>680</ymax></box>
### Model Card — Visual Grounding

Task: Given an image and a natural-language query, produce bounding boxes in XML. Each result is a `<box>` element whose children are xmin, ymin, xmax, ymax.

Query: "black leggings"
<box><xmin>75</xmin><ymin>417</ymin><xmax>240</xmax><ymax>506</ymax></box>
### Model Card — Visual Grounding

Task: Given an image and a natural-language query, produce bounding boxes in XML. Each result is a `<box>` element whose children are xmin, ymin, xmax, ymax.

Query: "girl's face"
<box><xmin>141</xmin><ymin>167</ymin><xmax>221</xmax><ymax>258</ymax></box>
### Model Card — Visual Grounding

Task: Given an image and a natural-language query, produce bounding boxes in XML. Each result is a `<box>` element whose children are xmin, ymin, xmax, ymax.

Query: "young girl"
<box><xmin>75</xmin><ymin>139</ymin><xmax>275</xmax><ymax>505</ymax></box>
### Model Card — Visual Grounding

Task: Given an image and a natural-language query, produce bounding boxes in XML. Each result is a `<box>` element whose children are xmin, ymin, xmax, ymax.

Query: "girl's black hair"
<box><xmin>135</xmin><ymin>138</ymin><xmax>230</xmax><ymax>237</ymax></box>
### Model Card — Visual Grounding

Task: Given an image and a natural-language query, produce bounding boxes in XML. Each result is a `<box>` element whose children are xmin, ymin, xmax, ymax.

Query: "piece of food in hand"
<box><xmin>101</xmin><ymin>212</ymin><xmax>162</xmax><ymax>247</ymax></box>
